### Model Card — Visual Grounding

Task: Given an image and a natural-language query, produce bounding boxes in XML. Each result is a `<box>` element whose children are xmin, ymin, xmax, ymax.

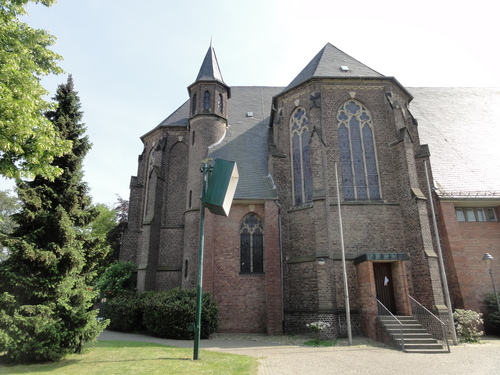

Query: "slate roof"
<box><xmin>208</xmin><ymin>86</ymin><xmax>283</xmax><ymax>200</ymax></box>
<box><xmin>194</xmin><ymin>45</ymin><xmax>226</xmax><ymax>85</ymax></box>
<box><xmin>150</xmin><ymin>43</ymin><xmax>500</xmax><ymax>203</ymax></box>
<box><xmin>284</xmin><ymin>43</ymin><xmax>384</xmax><ymax>92</ymax></box>
<box><xmin>153</xmin><ymin>86</ymin><xmax>500</xmax><ymax>202</ymax></box>
<box><xmin>409</xmin><ymin>87</ymin><xmax>500</xmax><ymax>199</ymax></box>
<box><xmin>151</xmin><ymin>86</ymin><xmax>282</xmax><ymax>200</ymax></box>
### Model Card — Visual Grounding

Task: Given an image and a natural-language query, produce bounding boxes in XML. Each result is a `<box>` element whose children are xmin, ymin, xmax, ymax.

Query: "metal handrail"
<box><xmin>409</xmin><ymin>295</ymin><xmax>450</xmax><ymax>352</ymax></box>
<box><xmin>377</xmin><ymin>299</ymin><xmax>405</xmax><ymax>352</ymax></box>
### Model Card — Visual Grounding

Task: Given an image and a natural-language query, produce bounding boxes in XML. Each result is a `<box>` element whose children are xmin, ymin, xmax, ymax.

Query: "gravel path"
<box><xmin>98</xmin><ymin>331</ymin><xmax>500</xmax><ymax>375</ymax></box>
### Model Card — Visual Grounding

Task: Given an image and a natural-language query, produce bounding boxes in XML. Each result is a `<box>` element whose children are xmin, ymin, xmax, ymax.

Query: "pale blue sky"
<box><xmin>2</xmin><ymin>0</ymin><xmax>498</xmax><ymax>205</ymax></box>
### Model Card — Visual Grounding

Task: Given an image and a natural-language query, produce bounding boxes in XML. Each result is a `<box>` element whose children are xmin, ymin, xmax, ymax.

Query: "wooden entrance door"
<box><xmin>374</xmin><ymin>262</ymin><xmax>396</xmax><ymax>314</ymax></box>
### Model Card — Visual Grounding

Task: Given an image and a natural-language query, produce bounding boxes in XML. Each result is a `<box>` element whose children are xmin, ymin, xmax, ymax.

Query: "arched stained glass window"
<box><xmin>290</xmin><ymin>108</ymin><xmax>313</xmax><ymax>206</ymax></box>
<box><xmin>240</xmin><ymin>213</ymin><xmax>264</xmax><ymax>274</ymax></box>
<box><xmin>337</xmin><ymin>100</ymin><xmax>381</xmax><ymax>200</ymax></box>
<box><xmin>203</xmin><ymin>90</ymin><xmax>210</xmax><ymax>110</ymax></box>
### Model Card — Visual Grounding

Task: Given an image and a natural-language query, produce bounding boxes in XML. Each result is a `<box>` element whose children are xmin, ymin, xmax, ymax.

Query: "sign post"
<box><xmin>193</xmin><ymin>159</ymin><xmax>239</xmax><ymax>360</ymax></box>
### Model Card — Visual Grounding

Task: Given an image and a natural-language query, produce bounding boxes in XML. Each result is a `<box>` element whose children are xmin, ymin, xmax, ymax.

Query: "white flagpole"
<box><xmin>335</xmin><ymin>161</ymin><xmax>352</xmax><ymax>345</ymax></box>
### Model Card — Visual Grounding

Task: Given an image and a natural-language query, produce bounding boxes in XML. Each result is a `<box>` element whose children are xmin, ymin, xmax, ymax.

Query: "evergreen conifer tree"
<box><xmin>0</xmin><ymin>75</ymin><xmax>109</xmax><ymax>364</ymax></box>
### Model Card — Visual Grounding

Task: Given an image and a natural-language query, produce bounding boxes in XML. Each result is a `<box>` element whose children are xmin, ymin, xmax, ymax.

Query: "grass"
<box><xmin>0</xmin><ymin>340</ymin><xmax>258</xmax><ymax>375</ymax></box>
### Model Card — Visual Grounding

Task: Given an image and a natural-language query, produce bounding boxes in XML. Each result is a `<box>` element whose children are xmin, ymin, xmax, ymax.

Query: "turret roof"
<box><xmin>194</xmin><ymin>45</ymin><xmax>226</xmax><ymax>84</ymax></box>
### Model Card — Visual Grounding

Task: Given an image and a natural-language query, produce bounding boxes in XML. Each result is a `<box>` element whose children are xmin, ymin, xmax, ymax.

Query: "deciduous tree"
<box><xmin>0</xmin><ymin>0</ymin><xmax>71</xmax><ymax>180</ymax></box>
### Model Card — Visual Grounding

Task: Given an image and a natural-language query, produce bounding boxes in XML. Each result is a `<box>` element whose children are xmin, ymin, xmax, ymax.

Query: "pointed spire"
<box><xmin>194</xmin><ymin>44</ymin><xmax>226</xmax><ymax>84</ymax></box>
<box><xmin>284</xmin><ymin>43</ymin><xmax>384</xmax><ymax>92</ymax></box>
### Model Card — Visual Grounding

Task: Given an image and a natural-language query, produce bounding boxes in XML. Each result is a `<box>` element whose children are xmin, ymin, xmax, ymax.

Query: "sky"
<box><xmin>1</xmin><ymin>0</ymin><xmax>499</xmax><ymax>205</ymax></box>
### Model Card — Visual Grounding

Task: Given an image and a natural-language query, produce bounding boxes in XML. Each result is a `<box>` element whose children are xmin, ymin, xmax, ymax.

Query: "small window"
<box><xmin>456</xmin><ymin>208</ymin><xmax>465</xmax><ymax>222</ymax></box>
<box><xmin>192</xmin><ymin>94</ymin><xmax>197</xmax><ymax>116</ymax></box>
<box><xmin>456</xmin><ymin>207</ymin><xmax>498</xmax><ymax>222</ymax></box>
<box><xmin>192</xmin><ymin>131</ymin><xmax>195</xmax><ymax>146</ymax></box>
<box><xmin>466</xmin><ymin>208</ymin><xmax>476</xmax><ymax>222</ymax></box>
<box><xmin>204</xmin><ymin>90</ymin><xmax>210</xmax><ymax>110</ymax></box>
<box><xmin>487</xmin><ymin>208</ymin><xmax>498</xmax><ymax>221</ymax></box>
<box><xmin>218</xmin><ymin>93</ymin><xmax>223</xmax><ymax>113</ymax></box>
<box><xmin>476</xmin><ymin>208</ymin><xmax>486</xmax><ymax>222</ymax></box>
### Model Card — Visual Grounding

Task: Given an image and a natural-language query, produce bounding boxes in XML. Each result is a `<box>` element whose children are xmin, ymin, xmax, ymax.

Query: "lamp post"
<box><xmin>482</xmin><ymin>253</ymin><xmax>500</xmax><ymax>314</ymax></box>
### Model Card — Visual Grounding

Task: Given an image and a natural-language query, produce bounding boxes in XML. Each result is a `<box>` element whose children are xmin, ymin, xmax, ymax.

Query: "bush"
<box><xmin>484</xmin><ymin>292</ymin><xmax>500</xmax><ymax>335</ymax></box>
<box><xmin>143</xmin><ymin>288</ymin><xmax>218</xmax><ymax>339</ymax></box>
<box><xmin>94</xmin><ymin>261</ymin><xmax>136</xmax><ymax>299</ymax></box>
<box><xmin>453</xmin><ymin>309</ymin><xmax>484</xmax><ymax>343</ymax></box>
<box><xmin>104</xmin><ymin>291</ymin><xmax>150</xmax><ymax>333</ymax></box>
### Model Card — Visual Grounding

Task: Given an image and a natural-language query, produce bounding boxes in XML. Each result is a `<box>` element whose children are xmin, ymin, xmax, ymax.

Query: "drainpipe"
<box><xmin>424</xmin><ymin>160</ymin><xmax>458</xmax><ymax>345</ymax></box>
<box><xmin>275</xmin><ymin>199</ymin><xmax>285</xmax><ymax>333</ymax></box>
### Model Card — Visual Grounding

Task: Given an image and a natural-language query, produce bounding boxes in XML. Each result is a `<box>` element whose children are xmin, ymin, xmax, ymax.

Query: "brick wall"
<box><xmin>202</xmin><ymin>202</ymin><xmax>282</xmax><ymax>334</ymax></box>
<box><xmin>272</xmin><ymin>79</ymin><xmax>442</xmax><ymax>336</ymax></box>
<box><xmin>439</xmin><ymin>201</ymin><xmax>500</xmax><ymax>313</ymax></box>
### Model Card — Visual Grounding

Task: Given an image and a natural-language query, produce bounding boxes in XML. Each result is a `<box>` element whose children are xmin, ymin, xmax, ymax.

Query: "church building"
<box><xmin>120</xmin><ymin>43</ymin><xmax>500</xmax><ymax>340</ymax></box>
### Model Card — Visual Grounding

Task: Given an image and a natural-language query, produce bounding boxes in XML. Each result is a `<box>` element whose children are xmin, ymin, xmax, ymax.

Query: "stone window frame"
<box><xmin>240</xmin><ymin>213</ymin><xmax>264</xmax><ymax>274</ymax></box>
<box><xmin>337</xmin><ymin>99</ymin><xmax>382</xmax><ymax>201</ymax></box>
<box><xmin>290</xmin><ymin>107</ymin><xmax>313</xmax><ymax>207</ymax></box>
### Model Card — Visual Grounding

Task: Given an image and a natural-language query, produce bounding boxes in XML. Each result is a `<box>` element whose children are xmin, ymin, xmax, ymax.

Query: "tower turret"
<box><xmin>182</xmin><ymin>44</ymin><xmax>230</xmax><ymax>288</ymax></box>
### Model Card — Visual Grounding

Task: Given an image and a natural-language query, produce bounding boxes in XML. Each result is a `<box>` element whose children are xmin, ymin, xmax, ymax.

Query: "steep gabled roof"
<box><xmin>284</xmin><ymin>43</ymin><xmax>384</xmax><ymax>92</ymax></box>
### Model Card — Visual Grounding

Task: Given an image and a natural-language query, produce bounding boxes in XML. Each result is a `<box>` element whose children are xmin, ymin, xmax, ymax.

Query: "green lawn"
<box><xmin>0</xmin><ymin>341</ymin><xmax>259</xmax><ymax>375</ymax></box>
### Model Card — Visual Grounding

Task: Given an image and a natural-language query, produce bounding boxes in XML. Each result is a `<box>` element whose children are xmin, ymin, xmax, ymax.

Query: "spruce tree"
<box><xmin>0</xmin><ymin>75</ymin><xmax>109</xmax><ymax>364</ymax></box>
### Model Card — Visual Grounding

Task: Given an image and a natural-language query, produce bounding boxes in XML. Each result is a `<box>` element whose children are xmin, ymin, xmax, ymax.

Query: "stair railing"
<box><xmin>376</xmin><ymin>299</ymin><xmax>405</xmax><ymax>352</ymax></box>
<box><xmin>409</xmin><ymin>295</ymin><xmax>450</xmax><ymax>353</ymax></box>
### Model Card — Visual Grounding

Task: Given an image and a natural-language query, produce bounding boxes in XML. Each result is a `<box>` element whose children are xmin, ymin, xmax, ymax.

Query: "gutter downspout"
<box><xmin>275</xmin><ymin>199</ymin><xmax>285</xmax><ymax>333</ymax></box>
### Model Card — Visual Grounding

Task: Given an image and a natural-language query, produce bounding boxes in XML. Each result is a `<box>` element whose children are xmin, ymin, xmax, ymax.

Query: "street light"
<box><xmin>482</xmin><ymin>253</ymin><xmax>500</xmax><ymax>314</ymax></box>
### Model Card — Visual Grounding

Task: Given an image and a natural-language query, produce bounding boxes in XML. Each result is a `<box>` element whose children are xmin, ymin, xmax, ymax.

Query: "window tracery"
<box><xmin>290</xmin><ymin>108</ymin><xmax>313</xmax><ymax>206</ymax></box>
<box><xmin>337</xmin><ymin>100</ymin><xmax>381</xmax><ymax>200</ymax></box>
<box><xmin>240</xmin><ymin>213</ymin><xmax>264</xmax><ymax>274</ymax></box>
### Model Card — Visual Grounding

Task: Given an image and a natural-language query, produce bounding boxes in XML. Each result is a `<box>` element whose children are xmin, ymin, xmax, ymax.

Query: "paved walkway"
<box><xmin>98</xmin><ymin>331</ymin><xmax>500</xmax><ymax>375</ymax></box>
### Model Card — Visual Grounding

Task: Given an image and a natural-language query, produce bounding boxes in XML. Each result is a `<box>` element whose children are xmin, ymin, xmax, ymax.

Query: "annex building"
<box><xmin>120</xmin><ymin>43</ymin><xmax>500</xmax><ymax>341</ymax></box>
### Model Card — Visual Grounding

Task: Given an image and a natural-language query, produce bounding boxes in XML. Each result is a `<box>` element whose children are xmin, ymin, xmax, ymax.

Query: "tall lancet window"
<box><xmin>203</xmin><ymin>90</ymin><xmax>211</xmax><ymax>110</ymax></box>
<box><xmin>337</xmin><ymin>100</ymin><xmax>381</xmax><ymax>200</ymax></box>
<box><xmin>217</xmin><ymin>93</ymin><xmax>223</xmax><ymax>113</ymax></box>
<box><xmin>191</xmin><ymin>94</ymin><xmax>197</xmax><ymax>116</ymax></box>
<box><xmin>290</xmin><ymin>108</ymin><xmax>313</xmax><ymax>206</ymax></box>
<box><xmin>240</xmin><ymin>213</ymin><xmax>264</xmax><ymax>274</ymax></box>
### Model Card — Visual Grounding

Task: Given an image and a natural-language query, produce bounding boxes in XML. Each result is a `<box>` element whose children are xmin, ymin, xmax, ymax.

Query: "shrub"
<box><xmin>305</xmin><ymin>321</ymin><xmax>332</xmax><ymax>346</ymax></box>
<box><xmin>453</xmin><ymin>309</ymin><xmax>483</xmax><ymax>343</ymax></box>
<box><xmin>94</xmin><ymin>261</ymin><xmax>136</xmax><ymax>299</ymax></box>
<box><xmin>143</xmin><ymin>288</ymin><xmax>218</xmax><ymax>340</ymax></box>
<box><xmin>484</xmin><ymin>292</ymin><xmax>500</xmax><ymax>335</ymax></box>
<box><xmin>105</xmin><ymin>291</ymin><xmax>150</xmax><ymax>332</ymax></box>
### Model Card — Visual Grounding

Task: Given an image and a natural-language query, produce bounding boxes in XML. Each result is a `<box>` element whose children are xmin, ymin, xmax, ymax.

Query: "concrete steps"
<box><xmin>378</xmin><ymin>316</ymin><xmax>449</xmax><ymax>353</ymax></box>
